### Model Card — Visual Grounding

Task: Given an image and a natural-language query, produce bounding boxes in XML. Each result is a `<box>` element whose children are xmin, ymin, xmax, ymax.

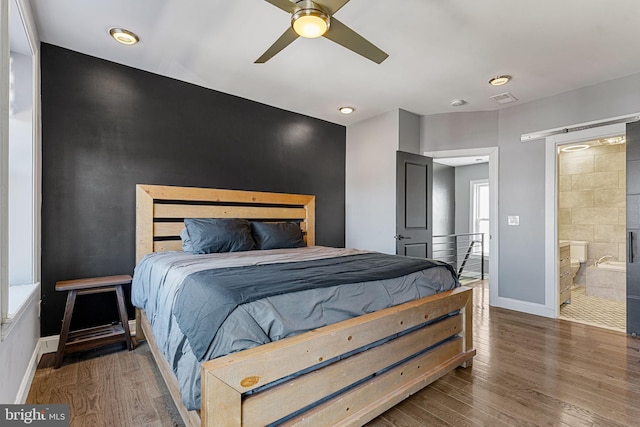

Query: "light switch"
<box><xmin>508</xmin><ymin>215</ymin><xmax>520</xmax><ymax>226</ymax></box>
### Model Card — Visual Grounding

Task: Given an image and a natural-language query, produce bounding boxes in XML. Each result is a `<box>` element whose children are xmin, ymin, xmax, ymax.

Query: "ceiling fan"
<box><xmin>255</xmin><ymin>0</ymin><xmax>388</xmax><ymax>64</ymax></box>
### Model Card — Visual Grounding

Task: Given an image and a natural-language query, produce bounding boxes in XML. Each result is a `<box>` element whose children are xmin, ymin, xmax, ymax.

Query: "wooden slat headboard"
<box><xmin>136</xmin><ymin>185</ymin><xmax>316</xmax><ymax>263</ymax></box>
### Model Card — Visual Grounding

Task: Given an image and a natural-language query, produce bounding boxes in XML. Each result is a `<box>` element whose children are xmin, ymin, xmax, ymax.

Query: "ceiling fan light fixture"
<box><xmin>109</xmin><ymin>28</ymin><xmax>139</xmax><ymax>45</ymax></box>
<box><xmin>257</xmin><ymin>0</ymin><xmax>387</xmax><ymax>64</ymax></box>
<box><xmin>292</xmin><ymin>8</ymin><xmax>330</xmax><ymax>38</ymax></box>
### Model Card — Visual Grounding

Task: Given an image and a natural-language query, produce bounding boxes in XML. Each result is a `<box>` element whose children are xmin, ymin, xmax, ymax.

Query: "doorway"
<box><xmin>556</xmin><ymin>135</ymin><xmax>626</xmax><ymax>332</ymax></box>
<box><xmin>424</xmin><ymin>147</ymin><xmax>499</xmax><ymax>306</ymax></box>
<box><xmin>544</xmin><ymin>121</ymin><xmax>635</xmax><ymax>332</ymax></box>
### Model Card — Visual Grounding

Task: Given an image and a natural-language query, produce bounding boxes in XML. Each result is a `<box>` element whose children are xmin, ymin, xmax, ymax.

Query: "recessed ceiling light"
<box><xmin>560</xmin><ymin>144</ymin><xmax>590</xmax><ymax>152</ymax></box>
<box><xmin>339</xmin><ymin>106</ymin><xmax>355</xmax><ymax>114</ymax></box>
<box><xmin>599</xmin><ymin>136</ymin><xmax>626</xmax><ymax>145</ymax></box>
<box><xmin>109</xmin><ymin>28</ymin><xmax>140</xmax><ymax>45</ymax></box>
<box><xmin>450</xmin><ymin>99</ymin><xmax>467</xmax><ymax>107</ymax></box>
<box><xmin>489</xmin><ymin>75</ymin><xmax>511</xmax><ymax>86</ymax></box>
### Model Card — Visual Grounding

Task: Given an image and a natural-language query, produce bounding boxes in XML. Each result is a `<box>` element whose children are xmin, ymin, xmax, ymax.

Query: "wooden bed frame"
<box><xmin>135</xmin><ymin>184</ymin><xmax>475</xmax><ymax>427</ymax></box>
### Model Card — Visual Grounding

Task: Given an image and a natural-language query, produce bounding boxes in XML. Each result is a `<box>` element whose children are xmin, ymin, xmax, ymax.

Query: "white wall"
<box><xmin>398</xmin><ymin>109</ymin><xmax>421</xmax><ymax>153</ymax></box>
<box><xmin>346</xmin><ymin>109</ymin><xmax>422</xmax><ymax>253</ymax></box>
<box><xmin>497</xmin><ymin>72</ymin><xmax>640</xmax><ymax>305</ymax></box>
<box><xmin>420</xmin><ymin>71</ymin><xmax>640</xmax><ymax>313</ymax></box>
<box><xmin>346</xmin><ymin>110</ymin><xmax>398</xmax><ymax>253</ymax></box>
<box><xmin>421</xmin><ymin>111</ymin><xmax>499</xmax><ymax>151</ymax></box>
<box><xmin>0</xmin><ymin>289</ymin><xmax>39</xmax><ymax>403</ymax></box>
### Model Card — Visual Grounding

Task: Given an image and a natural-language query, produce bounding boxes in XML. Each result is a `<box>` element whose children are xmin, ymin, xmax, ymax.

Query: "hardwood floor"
<box><xmin>28</xmin><ymin>281</ymin><xmax>640</xmax><ymax>426</ymax></box>
<box><xmin>28</xmin><ymin>341</ymin><xmax>184</xmax><ymax>426</ymax></box>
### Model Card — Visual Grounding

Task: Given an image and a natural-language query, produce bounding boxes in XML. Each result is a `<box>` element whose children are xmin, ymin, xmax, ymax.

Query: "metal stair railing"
<box><xmin>432</xmin><ymin>232</ymin><xmax>485</xmax><ymax>280</ymax></box>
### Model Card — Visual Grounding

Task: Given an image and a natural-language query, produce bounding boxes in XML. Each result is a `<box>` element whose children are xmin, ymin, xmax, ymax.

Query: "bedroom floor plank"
<box><xmin>398</xmin><ymin>398</ymin><xmax>484</xmax><ymax>427</ymax></box>
<box><xmin>363</xmin><ymin>418</ymin><xmax>394</xmax><ymax>427</ymax></box>
<box><xmin>380</xmin><ymin>405</ymin><xmax>449</xmax><ymax>427</ymax></box>
<box><xmin>27</xmin><ymin>280</ymin><xmax>640</xmax><ymax>427</ymax></box>
<box><xmin>409</xmin><ymin>386</ymin><xmax>514</xmax><ymax>427</ymax></box>
<box><xmin>467</xmin><ymin>350</ymin><xmax>640</xmax><ymax>425</ymax></box>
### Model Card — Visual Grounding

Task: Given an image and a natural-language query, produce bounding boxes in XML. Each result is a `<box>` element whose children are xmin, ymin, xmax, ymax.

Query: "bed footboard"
<box><xmin>201</xmin><ymin>286</ymin><xmax>475</xmax><ymax>426</ymax></box>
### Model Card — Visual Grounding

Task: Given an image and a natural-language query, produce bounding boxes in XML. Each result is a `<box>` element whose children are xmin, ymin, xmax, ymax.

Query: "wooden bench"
<box><xmin>54</xmin><ymin>275</ymin><xmax>135</xmax><ymax>368</ymax></box>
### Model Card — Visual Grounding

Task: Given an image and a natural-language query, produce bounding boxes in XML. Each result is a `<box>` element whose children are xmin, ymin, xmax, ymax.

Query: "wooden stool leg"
<box><xmin>54</xmin><ymin>290</ymin><xmax>77</xmax><ymax>369</ymax></box>
<box><xmin>115</xmin><ymin>284</ymin><xmax>135</xmax><ymax>350</ymax></box>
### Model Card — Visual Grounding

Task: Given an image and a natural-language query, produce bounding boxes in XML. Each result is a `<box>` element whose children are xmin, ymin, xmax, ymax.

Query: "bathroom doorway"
<box><xmin>556</xmin><ymin>134</ymin><xmax>626</xmax><ymax>332</ymax></box>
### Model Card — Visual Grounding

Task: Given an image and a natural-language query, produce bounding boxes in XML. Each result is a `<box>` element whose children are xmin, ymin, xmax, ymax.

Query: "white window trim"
<box><xmin>1</xmin><ymin>0</ymin><xmax>41</xmax><ymax>338</ymax></box>
<box><xmin>469</xmin><ymin>179</ymin><xmax>489</xmax><ymax>255</ymax></box>
<box><xmin>0</xmin><ymin>0</ymin><xmax>9</xmax><ymax>327</ymax></box>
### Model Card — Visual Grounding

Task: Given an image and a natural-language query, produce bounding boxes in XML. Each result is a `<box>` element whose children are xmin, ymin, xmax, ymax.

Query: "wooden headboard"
<box><xmin>135</xmin><ymin>185</ymin><xmax>316</xmax><ymax>263</ymax></box>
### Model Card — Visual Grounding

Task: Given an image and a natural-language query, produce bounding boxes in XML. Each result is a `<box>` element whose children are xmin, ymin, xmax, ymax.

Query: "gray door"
<box><xmin>627</xmin><ymin>121</ymin><xmax>640</xmax><ymax>335</ymax></box>
<box><xmin>396</xmin><ymin>151</ymin><xmax>433</xmax><ymax>258</ymax></box>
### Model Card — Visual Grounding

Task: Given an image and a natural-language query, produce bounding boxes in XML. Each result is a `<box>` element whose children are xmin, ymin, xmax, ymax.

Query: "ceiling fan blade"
<box><xmin>263</xmin><ymin>0</ymin><xmax>299</xmax><ymax>13</ymax></box>
<box><xmin>317</xmin><ymin>0</ymin><xmax>351</xmax><ymax>15</ymax></box>
<box><xmin>255</xmin><ymin>27</ymin><xmax>300</xmax><ymax>63</ymax></box>
<box><xmin>323</xmin><ymin>18</ymin><xmax>388</xmax><ymax>64</ymax></box>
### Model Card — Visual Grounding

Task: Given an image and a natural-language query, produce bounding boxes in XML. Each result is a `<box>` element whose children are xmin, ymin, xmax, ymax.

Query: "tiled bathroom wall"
<box><xmin>558</xmin><ymin>142</ymin><xmax>626</xmax><ymax>284</ymax></box>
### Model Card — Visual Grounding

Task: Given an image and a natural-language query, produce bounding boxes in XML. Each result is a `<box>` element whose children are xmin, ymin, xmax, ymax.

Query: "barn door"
<box><xmin>396</xmin><ymin>151</ymin><xmax>433</xmax><ymax>258</ymax></box>
<box><xmin>627</xmin><ymin>121</ymin><xmax>640</xmax><ymax>335</ymax></box>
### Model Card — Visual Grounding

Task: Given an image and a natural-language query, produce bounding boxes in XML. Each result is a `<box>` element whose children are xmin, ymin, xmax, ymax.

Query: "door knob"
<box><xmin>394</xmin><ymin>235</ymin><xmax>411</xmax><ymax>240</ymax></box>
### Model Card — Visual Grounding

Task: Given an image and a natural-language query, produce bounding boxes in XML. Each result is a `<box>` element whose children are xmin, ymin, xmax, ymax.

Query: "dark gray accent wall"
<box><xmin>40</xmin><ymin>44</ymin><xmax>346</xmax><ymax>337</ymax></box>
<box><xmin>432</xmin><ymin>162</ymin><xmax>455</xmax><ymax>236</ymax></box>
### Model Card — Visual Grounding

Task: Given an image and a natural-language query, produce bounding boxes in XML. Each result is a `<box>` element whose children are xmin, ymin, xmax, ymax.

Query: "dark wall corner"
<box><xmin>40</xmin><ymin>44</ymin><xmax>346</xmax><ymax>336</ymax></box>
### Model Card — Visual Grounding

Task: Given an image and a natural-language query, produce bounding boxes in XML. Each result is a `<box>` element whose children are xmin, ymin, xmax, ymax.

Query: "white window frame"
<box><xmin>0</xmin><ymin>0</ymin><xmax>9</xmax><ymax>327</ymax></box>
<box><xmin>1</xmin><ymin>0</ymin><xmax>41</xmax><ymax>338</ymax></box>
<box><xmin>470</xmin><ymin>179</ymin><xmax>489</xmax><ymax>256</ymax></box>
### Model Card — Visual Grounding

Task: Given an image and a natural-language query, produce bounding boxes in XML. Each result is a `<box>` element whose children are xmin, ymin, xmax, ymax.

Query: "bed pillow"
<box><xmin>180</xmin><ymin>227</ymin><xmax>194</xmax><ymax>253</ymax></box>
<box><xmin>250</xmin><ymin>221</ymin><xmax>304</xmax><ymax>250</ymax></box>
<box><xmin>184</xmin><ymin>218</ymin><xmax>256</xmax><ymax>254</ymax></box>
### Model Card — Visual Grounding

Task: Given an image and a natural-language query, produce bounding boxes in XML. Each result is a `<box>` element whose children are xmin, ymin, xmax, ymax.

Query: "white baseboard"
<box><xmin>37</xmin><ymin>335</ymin><xmax>59</xmax><ymax>359</ymax></box>
<box><xmin>15</xmin><ymin>338</ymin><xmax>43</xmax><ymax>404</ymax></box>
<box><xmin>494</xmin><ymin>296</ymin><xmax>555</xmax><ymax>318</ymax></box>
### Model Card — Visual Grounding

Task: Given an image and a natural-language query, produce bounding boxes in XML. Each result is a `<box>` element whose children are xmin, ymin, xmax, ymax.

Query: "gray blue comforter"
<box><xmin>132</xmin><ymin>246</ymin><xmax>459</xmax><ymax>410</ymax></box>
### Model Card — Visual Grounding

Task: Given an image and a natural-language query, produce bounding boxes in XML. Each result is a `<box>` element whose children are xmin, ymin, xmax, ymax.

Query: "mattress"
<box><xmin>131</xmin><ymin>246</ymin><xmax>459</xmax><ymax>410</ymax></box>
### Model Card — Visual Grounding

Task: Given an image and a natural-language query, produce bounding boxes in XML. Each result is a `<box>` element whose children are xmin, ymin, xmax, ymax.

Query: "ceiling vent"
<box><xmin>490</xmin><ymin>92</ymin><xmax>518</xmax><ymax>104</ymax></box>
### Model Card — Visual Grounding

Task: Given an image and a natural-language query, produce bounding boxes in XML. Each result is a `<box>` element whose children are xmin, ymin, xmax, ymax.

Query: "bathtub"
<box><xmin>596</xmin><ymin>260</ymin><xmax>626</xmax><ymax>272</ymax></box>
<box><xmin>586</xmin><ymin>261</ymin><xmax>626</xmax><ymax>301</ymax></box>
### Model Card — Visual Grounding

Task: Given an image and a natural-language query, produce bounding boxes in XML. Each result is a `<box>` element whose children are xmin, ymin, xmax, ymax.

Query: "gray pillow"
<box><xmin>184</xmin><ymin>218</ymin><xmax>256</xmax><ymax>254</ymax></box>
<box><xmin>250</xmin><ymin>221</ymin><xmax>304</xmax><ymax>250</ymax></box>
<box><xmin>180</xmin><ymin>228</ymin><xmax>194</xmax><ymax>253</ymax></box>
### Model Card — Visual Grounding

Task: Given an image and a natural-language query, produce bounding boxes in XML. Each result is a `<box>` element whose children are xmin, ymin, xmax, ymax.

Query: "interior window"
<box><xmin>2</xmin><ymin>0</ymin><xmax>39</xmax><ymax>324</ymax></box>
<box><xmin>8</xmin><ymin>51</ymin><xmax>35</xmax><ymax>287</ymax></box>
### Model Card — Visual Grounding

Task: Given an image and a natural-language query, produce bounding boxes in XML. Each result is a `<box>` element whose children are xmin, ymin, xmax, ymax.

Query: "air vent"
<box><xmin>490</xmin><ymin>92</ymin><xmax>518</xmax><ymax>104</ymax></box>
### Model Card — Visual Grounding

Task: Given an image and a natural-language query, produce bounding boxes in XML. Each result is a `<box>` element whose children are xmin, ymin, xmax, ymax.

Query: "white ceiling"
<box><xmin>434</xmin><ymin>156</ymin><xmax>489</xmax><ymax>168</ymax></box>
<box><xmin>27</xmin><ymin>0</ymin><xmax>640</xmax><ymax>126</ymax></box>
